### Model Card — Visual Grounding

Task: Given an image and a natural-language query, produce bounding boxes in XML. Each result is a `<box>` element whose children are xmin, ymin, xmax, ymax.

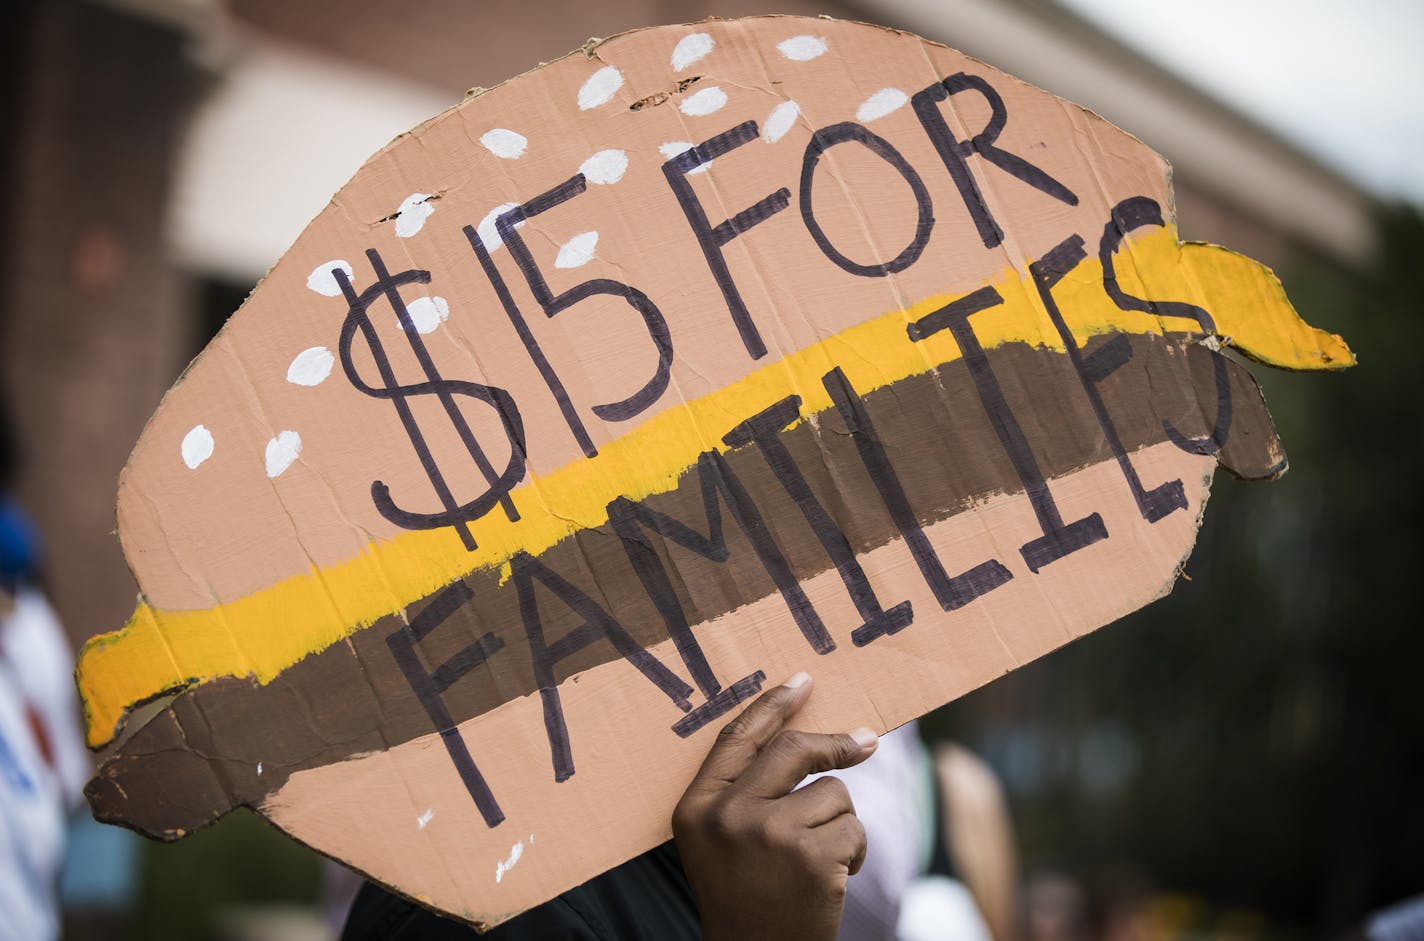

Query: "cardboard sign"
<box><xmin>79</xmin><ymin>15</ymin><xmax>1352</xmax><ymax>928</ymax></box>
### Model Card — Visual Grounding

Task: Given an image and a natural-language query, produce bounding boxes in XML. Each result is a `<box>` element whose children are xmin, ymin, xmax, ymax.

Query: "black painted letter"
<box><xmin>799</xmin><ymin>122</ymin><xmax>935</xmax><ymax>278</ymax></box>
<box><xmin>338</xmin><ymin>251</ymin><xmax>525</xmax><ymax>552</ymax></box>
<box><xmin>821</xmin><ymin>366</ymin><xmax>1012</xmax><ymax>627</ymax></box>
<box><xmin>465</xmin><ymin>174</ymin><xmax>674</xmax><ymax>458</ymax></box>
<box><xmin>608</xmin><ymin>449</ymin><xmax>831</xmax><ymax>689</ymax></box>
<box><xmin>1101</xmin><ymin>197</ymin><xmax>1232</xmax><ymax>456</ymax></box>
<box><xmin>723</xmin><ymin>397</ymin><xmax>914</xmax><ymax>645</ymax></box>
<box><xmin>1032</xmin><ymin>233</ymin><xmax>1188</xmax><ymax>523</ymax></box>
<box><xmin>912</xmin><ymin>73</ymin><xmax>1078</xmax><ymax>249</ymax></box>
<box><xmin>387</xmin><ymin>581</ymin><xmax>506</xmax><ymax>827</ymax></box>
<box><xmin>511</xmin><ymin>552</ymin><xmax>695</xmax><ymax>781</ymax></box>
<box><xmin>663</xmin><ymin>121</ymin><xmax>791</xmax><ymax>360</ymax></box>
<box><xmin>907</xmin><ymin>287</ymin><xmax>1107</xmax><ymax>572</ymax></box>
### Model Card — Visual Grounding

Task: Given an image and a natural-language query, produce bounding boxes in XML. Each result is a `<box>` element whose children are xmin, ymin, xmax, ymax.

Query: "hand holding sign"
<box><xmin>76</xmin><ymin>14</ymin><xmax>1352</xmax><ymax>929</ymax></box>
<box><xmin>674</xmin><ymin>672</ymin><xmax>875</xmax><ymax>941</ymax></box>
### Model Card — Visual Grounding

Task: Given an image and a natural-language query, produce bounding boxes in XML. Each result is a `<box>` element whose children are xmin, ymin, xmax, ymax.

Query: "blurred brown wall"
<box><xmin>1</xmin><ymin>0</ymin><xmax>204</xmax><ymax>643</ymax></box>
<box><xmin>230</xmin><ymin>0</ymin><xmax>866</xmax><ymax>95</ymax></box>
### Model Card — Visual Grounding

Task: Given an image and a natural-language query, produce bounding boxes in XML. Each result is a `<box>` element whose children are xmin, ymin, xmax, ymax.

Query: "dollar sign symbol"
<box><xmin>336</xmin><ymin>248</ymin><xmax>525</xmax><ymax>551</ymax></box>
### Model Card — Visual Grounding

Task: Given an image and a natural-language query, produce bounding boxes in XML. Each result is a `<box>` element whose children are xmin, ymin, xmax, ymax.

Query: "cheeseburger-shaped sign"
<box><xmin>82</xmin><ymin>15</ymin><xmax>1351</xmax><ymax>928</ymax></box>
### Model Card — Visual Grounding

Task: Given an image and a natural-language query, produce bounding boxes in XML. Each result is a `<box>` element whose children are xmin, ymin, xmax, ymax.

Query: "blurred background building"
<box><xmin>0</xmin><ymin>0</ymin><xmax>1417</xmax><ymax>939</ymax></box>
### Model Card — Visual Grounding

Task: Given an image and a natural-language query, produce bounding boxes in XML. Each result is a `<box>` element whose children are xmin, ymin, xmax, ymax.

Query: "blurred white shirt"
<box><xmin>808</xmin><ymin>722</ymin><xmax>994</xmax><ymax>941</ymax></box>
<box><xmin>0</xmin><ymin>587</ymin><xmax>88</xmax><ymax>941</ymax></box>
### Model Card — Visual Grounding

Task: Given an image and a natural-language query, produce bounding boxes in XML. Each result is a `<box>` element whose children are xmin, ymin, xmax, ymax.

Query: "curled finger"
<box><xmin>782</xmin><ymin>774</ymin><xmax>856</xmax><ymax>827</ymax></box>
<box><xmin>818</xmin><ymin>811</ymin><xmax>868</xmax><ymax>876</ymax></box>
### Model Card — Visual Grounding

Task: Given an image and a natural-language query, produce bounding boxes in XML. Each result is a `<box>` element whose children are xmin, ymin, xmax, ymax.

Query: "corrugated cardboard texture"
<box><xmin>78</xmin><ymin>15</ymin><xmax>1351</xmax><ymax>929</ymax></box>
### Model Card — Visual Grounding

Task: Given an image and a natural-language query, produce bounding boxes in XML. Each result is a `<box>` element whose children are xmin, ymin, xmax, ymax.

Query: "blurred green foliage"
<box><xmin>927</xmin><ymin>206</ymin><xmax>1424</xmax><ymax>937</ymax></box>
<box><xmin>128</xmin><ymin>810</ymin><xmax>322</xmax><ymax>941</ymax></box>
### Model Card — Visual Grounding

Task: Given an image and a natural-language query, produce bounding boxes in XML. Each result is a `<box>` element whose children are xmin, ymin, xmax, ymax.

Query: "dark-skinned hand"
<box><xmin>672</xmin><ymin>672</ymin><xmax>878</xmax><ymax>941</ymax></box>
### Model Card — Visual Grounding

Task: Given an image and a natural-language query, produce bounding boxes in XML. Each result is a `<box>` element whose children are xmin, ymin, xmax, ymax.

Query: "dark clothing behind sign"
<box><xmin>341</xmin><ymin>841</ymin><xmax>702</xmax><ymax>940</ymax></box>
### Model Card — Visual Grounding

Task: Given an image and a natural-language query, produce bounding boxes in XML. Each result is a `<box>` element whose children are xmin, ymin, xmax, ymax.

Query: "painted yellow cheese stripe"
<box><xmin>78</xmin><ymin>227</ymin><xmax>1352</xmax><ymax>747</ymax></box>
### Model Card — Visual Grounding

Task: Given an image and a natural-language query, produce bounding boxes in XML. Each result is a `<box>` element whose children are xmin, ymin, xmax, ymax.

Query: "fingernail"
<box><xmin>782</xmin><ymin>671</ymin><xmax>810</xmax><ymax>689</ymax></box>
<box><xmin>849</xmin><ymin>727</ymin><xmax>878</xmax><ymax>749</ymax></box>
